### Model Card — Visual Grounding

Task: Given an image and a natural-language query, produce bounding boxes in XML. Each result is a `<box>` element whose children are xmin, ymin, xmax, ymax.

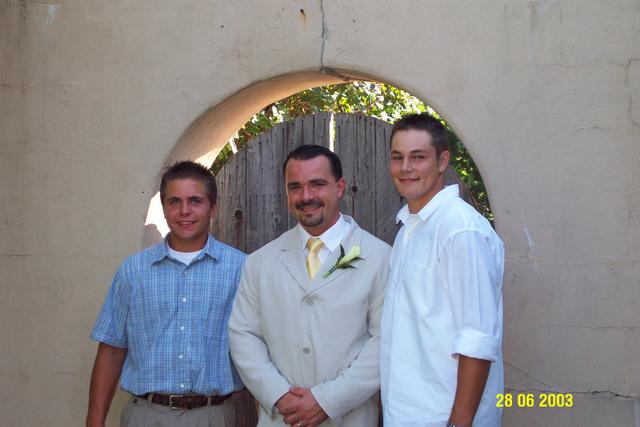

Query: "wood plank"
<box><xmin>373</xmin><ymin>116</ymin><xmax>403</xmax><ymax>245</ymax></box>
<box><xmin>245</xmin><ymin>133</ymin><xmax>263</xmax><ymax>253</ymax></box>
<box><xmin>211</xmin><ymin>149</ymin><xmax>247</xmax><ymax>252</ymax></box>
<box><xmin>231</xmin><ymin>389</ymin><xmax>258</xmax><ymax>427</ymax></box>
<box><xmin>334</xmin><ymin>113</ymin><xmax>379</xmax><ymax>236</ymax></box>
<box><xmin>270</xmin><ymin>122</ymin><xmax>289</xmax><ymax>238</ymax></box>
<box><xmin>334</xmin><ymin>113</ymin><xmax>356</xmax><ymax>218</ymax></box>
<box><xmin>354</xmin><ymin>113</ymin><xmax>377</xmax><ymax>235</ymax></box>
<box><xmin>313</xmin><ymin>112</ymin><xmax>332</xmax><ymax>148</ymax></box>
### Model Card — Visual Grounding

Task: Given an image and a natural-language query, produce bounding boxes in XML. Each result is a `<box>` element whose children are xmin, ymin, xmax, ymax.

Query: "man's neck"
<box><xmin>408</xmin><ymin>184</ymin><xmax>445</xmax><ymax>214</ymax></box>
<box><xmin>167</xmin><ymin>234</ymin><xmax>208</xmax><ymax>252</ymax></box>
<box><xmin>303</xmin><ymin>213</ymin><xmax>341</xmax><ymax>237</ymax></box>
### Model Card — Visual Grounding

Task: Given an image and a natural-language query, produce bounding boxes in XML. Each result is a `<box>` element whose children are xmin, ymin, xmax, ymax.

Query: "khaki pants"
<box><xmin>120</xmin><ymin>395</ymin><xmax>235</xmax><ymax>427</ymax></box>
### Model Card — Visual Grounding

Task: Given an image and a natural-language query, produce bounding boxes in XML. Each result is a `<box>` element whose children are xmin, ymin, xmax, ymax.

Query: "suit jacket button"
<box><xmin>305</xmin><ymin>299</ymin><xmax>313</xmax><ymax>306</ymax></box>
<box><xmin>303</xmin><ymin>347</ymin><xmax>311</xmax><ymax>354</ymax></box>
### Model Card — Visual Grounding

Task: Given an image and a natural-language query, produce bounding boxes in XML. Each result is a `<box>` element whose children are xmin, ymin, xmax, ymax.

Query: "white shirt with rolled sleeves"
<box><xmin>380</xmin><ymin>185</ymin><xmax>504</xmax><ymax>427</ymax></box>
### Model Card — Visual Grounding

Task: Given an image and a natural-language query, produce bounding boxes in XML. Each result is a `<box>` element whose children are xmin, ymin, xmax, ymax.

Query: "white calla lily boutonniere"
<box><xmin>323</xmin><ymin>245</ymin><xmax>364</xmax><ymax>278</ymax></box>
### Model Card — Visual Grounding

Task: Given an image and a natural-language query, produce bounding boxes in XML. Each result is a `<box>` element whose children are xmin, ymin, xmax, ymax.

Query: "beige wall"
<box><xmin>1</xmin><ymin>1</ymin><xmax>639</xmax><ymax>425</ymax></box>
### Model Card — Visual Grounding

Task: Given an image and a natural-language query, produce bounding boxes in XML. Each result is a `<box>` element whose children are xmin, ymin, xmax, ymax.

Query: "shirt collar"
<box><xmin>151</xmin><ymin>234</ymin><xmax>220</xmax><ymax>264</ymax></box>
<box><xmin>396</xmin><ymin>184</ymin><xmax>460</xmax><ymax>224</ymax></box>
<box><xmin>297</xmin><ymin>214</ymin><xmax>350</xmax><ymax>253</ymax></box>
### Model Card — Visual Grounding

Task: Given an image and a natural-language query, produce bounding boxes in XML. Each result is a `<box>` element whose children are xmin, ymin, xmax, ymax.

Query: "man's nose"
<box><xmin>401</xmin><ymin>158</ymin><xmax>413</xmax><ymax>172</ymax></box>
<box><xmin>179</xmin><ymin>201</ymin><xmax>191</xmax><ymax>214</ymax></box>
<box><xmin>301</xmin><ymin>185</ymin><xmax>314</xmax><ymax>200</ymax></box>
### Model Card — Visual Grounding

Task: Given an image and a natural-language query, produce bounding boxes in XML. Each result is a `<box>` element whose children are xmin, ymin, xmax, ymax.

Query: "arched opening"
<box><xmin>143</xmin><ymin>72</ymin><xmax>496</xmax><ymax>427</ymax></box>
<box><xmin>144</xmin><ymin>71</ymin><xmax>494</xmax><ymax>247</ymax></box>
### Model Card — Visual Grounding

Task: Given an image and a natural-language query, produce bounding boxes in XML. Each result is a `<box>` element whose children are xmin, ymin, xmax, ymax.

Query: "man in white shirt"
<box><xmin>229</xmin><ymin>145</ymin><xmax>390</xmax><ymax>427</ymax></box>
<box><xmin>380</xmin><ymin>114</ymin><xmax>504</xmax><ymax>427</ymax></box>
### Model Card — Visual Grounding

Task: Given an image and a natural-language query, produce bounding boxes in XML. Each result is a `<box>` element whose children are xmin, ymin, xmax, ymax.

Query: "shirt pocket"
<box><xmin>128</xmin><ymin>286</ymin><xmax>172</xmax><ymax>341</ymax></box>
<box><xmin>399</xmin><ymin>261</ymin><xmax>434</xmax><ymax>315</ymax></box>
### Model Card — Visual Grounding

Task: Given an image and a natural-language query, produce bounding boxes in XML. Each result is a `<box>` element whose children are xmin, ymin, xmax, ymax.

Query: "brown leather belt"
<box><xmin>136</xmin><ymin>393</ymin><xmax>232</xmax><ymax>410</ymax></box>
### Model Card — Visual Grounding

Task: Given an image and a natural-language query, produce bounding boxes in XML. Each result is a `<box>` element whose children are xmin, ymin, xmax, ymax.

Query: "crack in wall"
<box><xmin>507</xmin><ymin>388</ymin><xmax>639</xmax><ymax>401</ymax></box>
<box><xmin>505</xmin><ymin>322</ymin><xmax>639</xmax><ymax>331</ymax></box>
<box><xmin>316</xmin><ymin>0</ymin><xmax>352</xmax><ymax>82</ymax></box>
<box><xmin>504</xmin><ymin>359</ymin><xmax>552</xmax><ymax>389</ymax></box>
<box><xmin>625</xmin><ymin>58</ymin><xmax>640</xmax><ymax>129</ymax></box>
<box><xmin>319</xmin><ymin>0</ymin><xmax>326</xmax><ymax>69</ymax></box>
<box><xmin>506</xmin><ymin>359</ymin><xmax>640</xmax><ymax>401</ymax></box>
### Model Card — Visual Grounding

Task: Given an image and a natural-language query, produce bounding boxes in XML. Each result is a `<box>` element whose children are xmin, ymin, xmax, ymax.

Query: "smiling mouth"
<box><xmin>296</xmin><ymin>201</ymin><xmax>323</xmax><ymax>211</ymax></box>
<box><xmin>299</xmin><ymin>206</ymin><xmax>321</xmax><ymax>214</ymax></box>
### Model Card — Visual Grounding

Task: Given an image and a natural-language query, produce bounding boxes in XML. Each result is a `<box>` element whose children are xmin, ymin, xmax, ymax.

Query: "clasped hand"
<box><xmin>276</xmin><ymin>387</ymin><xmax>328</xmax><ymax>427</ymax></box>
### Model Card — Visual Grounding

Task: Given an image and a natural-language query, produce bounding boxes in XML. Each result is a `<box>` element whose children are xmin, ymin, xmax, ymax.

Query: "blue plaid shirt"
<box><xmin>91</xmin><ymin>235</ymin><xmax>246</xmax><ymax>395</ymax></box>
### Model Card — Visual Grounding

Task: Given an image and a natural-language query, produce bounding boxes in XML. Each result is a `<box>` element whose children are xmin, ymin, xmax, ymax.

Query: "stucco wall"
<box><xmin>1</xmin><ymin>1</ymin><xmax>639</xmax><ymax>425</ymax></box>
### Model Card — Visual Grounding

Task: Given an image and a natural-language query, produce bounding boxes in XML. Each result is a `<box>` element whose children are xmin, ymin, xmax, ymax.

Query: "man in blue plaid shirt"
<box><xmin>87</xmin><ymin>161</ymin><xmax>246</xmax><ymax>427</ymax></box>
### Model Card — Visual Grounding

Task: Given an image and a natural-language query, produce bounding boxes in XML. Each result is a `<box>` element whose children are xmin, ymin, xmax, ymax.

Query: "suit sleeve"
<box><xmin>228</xmin><ymin>254</ymin><xmax>291</xmax><ymax>413</ymax></box>
<box><xmin>310</xmin><ymin>243</ymin><xmax>390</xmax><ymax>424</ymax></box>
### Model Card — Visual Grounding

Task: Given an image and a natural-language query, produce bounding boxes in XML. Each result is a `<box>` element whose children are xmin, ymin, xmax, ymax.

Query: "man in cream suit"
<box><xmin>229</xmin><ymin>145</ymin><xmax>390</xmax><ymax>427</ymax></box>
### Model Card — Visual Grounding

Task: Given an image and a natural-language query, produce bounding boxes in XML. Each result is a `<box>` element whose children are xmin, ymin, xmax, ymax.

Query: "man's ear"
<box><xmin>336</xmin><ymin>177</ymin><xmax>347</xmax><ymax>198</ymax></box>
<box><xmin>438</xmin><ymin>150</ymin><xmax>450</xmax><ymax>173</ymax></box>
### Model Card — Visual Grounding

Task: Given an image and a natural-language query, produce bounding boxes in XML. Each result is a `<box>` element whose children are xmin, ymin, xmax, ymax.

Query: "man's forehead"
<box><xmin>285</xmin><ymin>157</ymin><xmax>333</xmax><ymax>178</ymax></box>
<box><xmin>286</xmin><ymin>176</ymin><xmax>328</xmax><ymax>185</ymax></box>
<box><xmin>165</xmin><ymin>178</ymin><xmax>207</xmax><ymax>194</ymax></box>
<box><xmin>391</xmin><ymin>133</ymin><xmax>436</xmax><ymax>152</ymax></box>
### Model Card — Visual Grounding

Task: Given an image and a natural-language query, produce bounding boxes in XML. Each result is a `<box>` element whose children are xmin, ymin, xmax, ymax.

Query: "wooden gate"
<box><xmin>212</xmin><ymin>112</ymin><xmax>476</xmax><ymax>426</ymax></box>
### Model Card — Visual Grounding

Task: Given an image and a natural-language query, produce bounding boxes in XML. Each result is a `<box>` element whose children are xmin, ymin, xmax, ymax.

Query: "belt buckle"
<box><xmin>168</xmin><ymin>394</ymin><xmax>183</xmax><ymax>410</ymax></box>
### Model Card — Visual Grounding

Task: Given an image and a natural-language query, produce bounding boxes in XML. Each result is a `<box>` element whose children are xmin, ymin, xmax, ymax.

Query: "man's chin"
<box><xmin>298</xmin><ymin>215</ymin><xmax>323</xmax><ymax>228</ymax></box>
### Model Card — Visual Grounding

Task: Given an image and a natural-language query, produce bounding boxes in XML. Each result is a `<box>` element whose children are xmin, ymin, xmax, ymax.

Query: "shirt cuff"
<box><xmin>452</xmin><ymin>328</ymin><xmax>500</xmax><ymax>362</ymax></box>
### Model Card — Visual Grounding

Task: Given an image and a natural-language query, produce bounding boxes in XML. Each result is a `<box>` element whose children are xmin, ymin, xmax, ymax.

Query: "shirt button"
<box><xmin>182</xmin><ymin>297</ymin><xmax>187</xmax><ymax>303</ymax></box>
<box><xmin>180</xmin><ymin>384</ymin><xmax>185</xmax><ymax>388</ymax></box>
<box><xmin>302</xmin><ymin>347</ymin><xmax>311</xmax><ymax>354</ymax></box>
<box><xmin>179</xmin><ymin>354</ymin><xmax>184</xmax><ymax>359</ymax></box>
<box><xmin>304</xmin><ymin>299</ymin><xmax>313</xmax><ymax>306</ymax></box>
<box><xmin>180</xmin><ymin>326</ymin><xmax>185</xmax><ymax>331</ymax></box>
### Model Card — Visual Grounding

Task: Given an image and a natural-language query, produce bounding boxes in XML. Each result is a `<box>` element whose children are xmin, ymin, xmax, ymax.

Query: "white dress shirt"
<box><xmin>380</xmin><ymin>185</ymin><xmax>504</xmax><ymax>427</ymax></box>
<box><xmin>298</xmin><ymin>214</ymin><xmax>353</xmax><ymax>266</ymax></box>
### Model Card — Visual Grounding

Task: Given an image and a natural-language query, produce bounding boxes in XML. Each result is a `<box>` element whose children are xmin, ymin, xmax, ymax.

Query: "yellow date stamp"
<box><xmin>496</xmin><ymin>393</ymin><xmax>573</xmax><ymax>408</ymax></box>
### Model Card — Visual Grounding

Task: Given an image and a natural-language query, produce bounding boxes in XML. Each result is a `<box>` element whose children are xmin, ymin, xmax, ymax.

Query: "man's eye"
<box><xmin>412</xmin><ymin>155</ymin><xmax>425</xmax><ymax>160</ymax></box>
<box><xmin>312</xmin><ymin>182</ymin><xmax>324</xmax><ymax>188</ymax></box>
<box><xmin>391</xmin><ymin>156</ymin><xmax>402</xmax><ymax>161</ymax></box>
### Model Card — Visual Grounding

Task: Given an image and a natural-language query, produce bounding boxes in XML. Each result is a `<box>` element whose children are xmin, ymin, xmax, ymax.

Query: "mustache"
<box><xmin>296</xmin><ymin>200</ymin><xmax>323</xmax><ymax>210</ymax></box>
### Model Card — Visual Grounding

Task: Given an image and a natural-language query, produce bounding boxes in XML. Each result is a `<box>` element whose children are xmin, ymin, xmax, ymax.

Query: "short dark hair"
<box><xmin>160</xmin><ymin>160</ymin><xmax>217</xmax><ymax>205</ymax></box>
<box><xmin>283</xmin><ymin>144</ymin><xmax>343</xmax><ymax>180</ymax></box>
<box><xmin>390</xmin><ymin>113</ymin><xmax>450</xmax><ymax>158</ymax></box>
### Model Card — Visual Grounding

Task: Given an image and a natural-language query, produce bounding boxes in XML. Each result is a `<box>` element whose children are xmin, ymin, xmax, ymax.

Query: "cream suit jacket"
<box><xmin>229</xmin><ymin>216</ymin><xmax>390</xmax><ymax>426</ymax></box>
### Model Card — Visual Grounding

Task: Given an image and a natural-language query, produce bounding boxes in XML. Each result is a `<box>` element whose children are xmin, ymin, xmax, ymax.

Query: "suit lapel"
<box><xmin>308</xmin><ymin>221</ymin><xmax>364</xmax><ymax>293</ymax></box>
<box><xmin>280</xmin><ymin>229</ymin><xmax>310</xmax><ymax>291</ymax></box>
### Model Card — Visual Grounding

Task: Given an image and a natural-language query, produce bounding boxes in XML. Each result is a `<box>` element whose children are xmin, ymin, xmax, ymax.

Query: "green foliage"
<box><xmin>211</xmin><ymin>82</ymin><xmax>492</xmax><ymax>221</ymax></box>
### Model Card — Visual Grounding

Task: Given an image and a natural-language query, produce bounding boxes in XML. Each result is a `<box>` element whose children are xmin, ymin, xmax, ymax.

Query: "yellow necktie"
<box><xmin>306</xmin><ymin>238</ymin><xmax>324</xmax><ymax>279</ymax></box>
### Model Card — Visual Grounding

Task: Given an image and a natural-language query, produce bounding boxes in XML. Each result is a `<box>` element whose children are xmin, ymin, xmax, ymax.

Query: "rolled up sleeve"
<box><xmin>441</xmin><ymin>229</ymin><xmax>502</xmax><ymax>362</ymax></box>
